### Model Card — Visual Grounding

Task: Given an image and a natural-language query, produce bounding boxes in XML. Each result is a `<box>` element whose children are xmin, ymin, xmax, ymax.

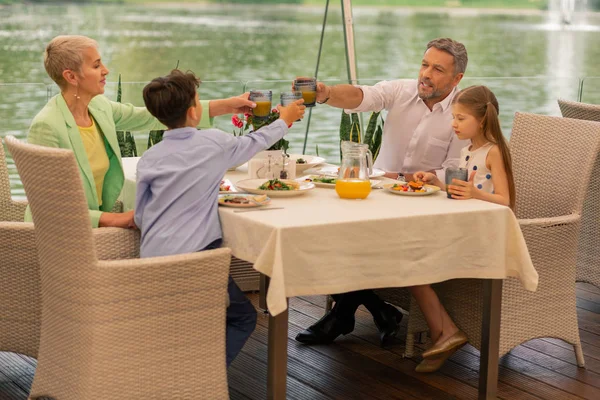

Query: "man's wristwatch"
<box><xmin>317</xmin><ymin>86</ymin><xmax>331</xmax><ymax>104</ymax></box>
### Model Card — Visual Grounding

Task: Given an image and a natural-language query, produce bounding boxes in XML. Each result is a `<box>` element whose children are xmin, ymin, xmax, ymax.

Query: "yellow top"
<box><xmin>78</xmin><ymin>118</ymin><xmax>109</xmax><ymax>205</ymax></box>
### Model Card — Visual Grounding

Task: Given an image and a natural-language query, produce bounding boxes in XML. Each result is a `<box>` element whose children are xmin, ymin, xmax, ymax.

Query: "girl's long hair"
<box><xmin>452</xmin><ymin>85</ymin><xmax>516</xmax><ymax>209</ymax></box>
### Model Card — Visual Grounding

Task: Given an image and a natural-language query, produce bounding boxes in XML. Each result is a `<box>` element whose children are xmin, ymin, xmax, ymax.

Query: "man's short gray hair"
<box><xmin>426</xmin><ymin>38</ymin><xmax>468</xmax><ymax>75</ymax></box>
<box><xmin>44</xmin><ymin>35</ymin><xmax>98</xmax><ymax>88</ymax></box>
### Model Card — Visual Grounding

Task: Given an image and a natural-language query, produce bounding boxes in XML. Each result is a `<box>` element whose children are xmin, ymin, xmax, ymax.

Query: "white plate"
<box><xmin>288</xmin><ymin>154</ymin><xmax>326</xmax><ymax>174</ymax></box>
<box><xmin>235</xmin><ymin>178</ymin><xmax>315</xmax><ymax>197</ymax></box>
<box><xmin>383</xmin><ymin>183</ymin><xmax>441</xmax><ymax>196</ymax></box>
<box><xmin>313</xmin><ymin>166</ymin><xmax>386</xmax><ymax>178</ymax></box>
<box><xmin>218</xmin><ymin>193</ymin><xmax>271</xmax><ymax>208</ymax></box>
<box><xmin>219</xmin><ymin>179</ymin><xmax>238</xmax><ymax>194</ymax></box>
<box><xmin>298</xmin><ymin>175</ymin><xmax>380</xmax><ymax>189</ymax></box>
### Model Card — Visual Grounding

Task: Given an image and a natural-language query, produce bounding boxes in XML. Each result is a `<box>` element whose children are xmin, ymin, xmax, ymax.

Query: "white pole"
<box><xmin>341</xmin><ymin>0</ymin><xmax>358</xmax><ymax>84</ymax></box>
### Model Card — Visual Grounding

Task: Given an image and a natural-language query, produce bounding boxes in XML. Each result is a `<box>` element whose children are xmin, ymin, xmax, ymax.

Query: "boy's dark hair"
<box><xmin>143</xmin><ymin>69</ymin><xmax>201</xmax><ymax>128</ymax></box>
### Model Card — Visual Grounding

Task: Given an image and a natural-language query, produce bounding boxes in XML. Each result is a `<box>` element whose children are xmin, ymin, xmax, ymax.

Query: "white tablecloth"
<box><xmin>121</xmin><ymin>157</ymin><xmax>537</xmax><ymax>316</ymax></box>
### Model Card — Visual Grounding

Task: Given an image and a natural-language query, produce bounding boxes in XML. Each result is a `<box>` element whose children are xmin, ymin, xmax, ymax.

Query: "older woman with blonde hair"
<box><xmin>27</xmin><ymin>35</ymin><xmax>255</xmax><ymax>228</ymax></box>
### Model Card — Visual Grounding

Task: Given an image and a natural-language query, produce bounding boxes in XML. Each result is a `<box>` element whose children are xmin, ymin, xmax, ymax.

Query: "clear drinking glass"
<box><xmin>445</xmin><ymin>167</ymin><xmax>468</xmax><ymax>199</ymax></box>
<box><xmin>293</xmin><ymin>77</ymin><xmax>317</xmax><ymax>107</ymax></box>
<box><xmin>280</xmin><ymin>91</ymin><xmax>302</xmax><ymax>121</ymax></box>
<box><xmin>249</xmin><ymin>90</ymin><xmax>272</xmax><ymax>118</ymax></box>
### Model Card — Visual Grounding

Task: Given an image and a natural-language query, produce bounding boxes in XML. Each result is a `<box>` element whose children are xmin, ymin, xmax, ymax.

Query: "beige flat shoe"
<box><xmin>422</xmin><ymin>330</ymin><xmax>468</xmax><ymax>359</ymax></box>
<box><xmin>415</xmin><ymin>347</ymin><xmax>459</xmax><ymax>373</ymax></box>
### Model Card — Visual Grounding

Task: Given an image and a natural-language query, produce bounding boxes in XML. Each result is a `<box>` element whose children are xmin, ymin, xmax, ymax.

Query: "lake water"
<box><xmin>1</xmin><ymin>2</ymin><xmax>600</xmax><ymax>198</ymax></box>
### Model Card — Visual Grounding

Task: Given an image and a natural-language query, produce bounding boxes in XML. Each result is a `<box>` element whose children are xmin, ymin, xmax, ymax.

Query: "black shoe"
<box><xmin>295</xmin><ymin>310</ymin><xmax>355</xmax><ymax>345</ymax></box>
<box><xmin>371</xmin><ymin>303</ymin><xmax>403</xmax><ymax>347</ymax></box>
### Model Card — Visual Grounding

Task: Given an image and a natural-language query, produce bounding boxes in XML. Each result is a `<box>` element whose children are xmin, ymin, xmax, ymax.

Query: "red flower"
<box><xmin>231</xmin><ymin>115</ymin><xmax>241</xmax><ymax>126</ymax></box>
<box><xmin>288</xmin><ymin>123</ymin><xmax>293</xmax><ymax>128</ymax></box>
<box><xmin>271</xmin><ymin>108</ymin><xmax>279</xmax><ymax>114</ymax></box>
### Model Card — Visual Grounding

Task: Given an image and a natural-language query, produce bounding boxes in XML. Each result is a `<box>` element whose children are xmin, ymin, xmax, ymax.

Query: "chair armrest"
<box><xmin>93</xmin><ymin>227</ymin><xmax>140</xmax><ymax>260</ymax></box>
<box><xmin>0</xmin><ymin>220</ymin><xmax>34</xmax><ymax>230</ymax></box>
<box><xmin>95</xmin><ymin>248</ymin><xmax>232</xmax><ymax>309</ymax></box>
<box><xmin>518</xmin><ymin>213</ymin><xmax>580</xmax><ymax>228</ymax></box>
<box><xmin>1</xmin><ymin>200</ymin><xmax>28</xmax><ymax>222</ymax></box>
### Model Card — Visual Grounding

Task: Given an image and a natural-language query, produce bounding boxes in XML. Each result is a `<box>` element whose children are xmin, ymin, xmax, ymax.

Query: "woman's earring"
<box><xmin>74</xmin><ymin>84</ymin><xmax>80</xmax><ymax>100</ymax></box>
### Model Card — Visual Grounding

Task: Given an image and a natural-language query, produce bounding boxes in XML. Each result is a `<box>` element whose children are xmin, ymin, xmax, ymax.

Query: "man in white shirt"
<box><xmin>296</xmin><ymin>37</ymin><xmax>469</xmax><ymax>346</ymax></box>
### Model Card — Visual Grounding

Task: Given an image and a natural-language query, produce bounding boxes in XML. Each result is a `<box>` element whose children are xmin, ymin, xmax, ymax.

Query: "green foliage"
<box><xmin>147</xmin><ymin>130</ymin><xmax>164</xmax><ymax>149</ymax></box>
<box><xmin>339</xmin><ymin>111</ymin><xmax>351</xmax><ymax>143</ymax></box>
<box><xmin>364</xmin><ymin>112</ymin><xmax>384</xmax><ymax>161</ymax></box>
<box><xmin>339</xmin><ymin>111</ymin><xmax>362</xmax><ymax>161</ymax></box>
<box><xmin>349</xmin><ymin>113</ymin><xmax>361</xmax><ymax>144</ymax></box>
<box><xmin>115</xmin><ymin>74</ymin><xmax>138</xmax><ymax>157</ymax></box>
<box><xmin>339</xmin><ymin>110</ymin><xmax>384</xmax><ymax>162</ymax></box>
<box><xmin>245</xmin><ymin>112</ymin><xmax>290</xmax><ymax>152</ymax></box>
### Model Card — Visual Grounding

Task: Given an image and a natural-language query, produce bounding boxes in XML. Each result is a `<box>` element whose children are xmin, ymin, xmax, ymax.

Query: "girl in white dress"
<box><xmin>411</xmin><ymin>85</ymin><xmax>515</xmax><ymax>372</ymax></box>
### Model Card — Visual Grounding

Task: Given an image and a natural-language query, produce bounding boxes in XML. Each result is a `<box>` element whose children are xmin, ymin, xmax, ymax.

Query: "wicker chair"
<box><xmin>5</xmin><ymin>136</ymin><xmax>231</xmax><ymax>400</ymax></box>
<box><xmin>558</xmin><ymin>98</ymin><xmax>600</xmax><ymax>122</ymax></box>
<box><xmin>1</xmin><ymin>139</ymin><xmax>135</xmax><ymax>359</ymax></box>
<box><xmin>0</xmin><ymin>140</ymin><xmax>39</xmax><ymax>358</ymax></box>
<box><xmin>0</xmin><ymin>141</ymin><xmax>27</xmax><ymax>221</ymax></box>
<box><xmin>379</xmin><ymin>113</ymin><xmax>600</xmax><ymax>367</ymax></box>
<box><xmin>558</xmin><ymin>98</ymin><xmax>600</xmax><ymax>289</ymax></box>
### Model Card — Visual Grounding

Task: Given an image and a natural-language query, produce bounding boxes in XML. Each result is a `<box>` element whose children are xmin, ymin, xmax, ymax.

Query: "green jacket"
<box><xmin>26</xmin><ymin>93</ymin><xmax>213</xmax><ymax>227</ymax></box>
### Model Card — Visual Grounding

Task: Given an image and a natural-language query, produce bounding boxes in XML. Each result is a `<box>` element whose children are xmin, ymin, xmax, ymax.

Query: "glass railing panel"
<box><xmin>0</xmin><ymin>77</ymin><xmax>589</xmax><ymax>199</ymax></box>
<box><xmin>580</xmin><ymin>77</ymin><xmax>600</xmax><ymax>105</ymax></box>
<box><xmin>459</xmin><ymin>76</ymin><xmax>581</xmax><ymax>138</ymax></box>
<box><xmin>0</xmin><ymin>83</ymin><xmax>49</xmax><ymax>200</ymax></box>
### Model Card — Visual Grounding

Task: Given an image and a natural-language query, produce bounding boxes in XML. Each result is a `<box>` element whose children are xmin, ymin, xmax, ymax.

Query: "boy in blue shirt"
<box><xmin>137</xmin><ymin>69</ymin><xmax>305</xmax><ymax>366</ymax></box>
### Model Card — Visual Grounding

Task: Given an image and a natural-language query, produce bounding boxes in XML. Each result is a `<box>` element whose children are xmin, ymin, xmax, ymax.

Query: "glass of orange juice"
<box><xmin>249</xmin><ymin>90</ymin><xmax>272</xmax><ymax>118</ymax></box>
<box><xmin>293</xmin><ymin>77</ymin><xmax>317</xmax><ymax>107</ymax></box>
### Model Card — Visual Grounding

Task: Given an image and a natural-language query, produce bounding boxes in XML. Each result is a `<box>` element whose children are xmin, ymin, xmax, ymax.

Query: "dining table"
<box><xmin>121</xmin><ymin>156</ymin><xmax>538</xmax><ymax>400</ymax></box>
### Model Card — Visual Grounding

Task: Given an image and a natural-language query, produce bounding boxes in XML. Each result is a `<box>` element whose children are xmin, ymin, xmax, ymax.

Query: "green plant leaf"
<box><xmin>117</xmin><ymin>73</ymin><xmax>122</xmax><ymax>103</ymax></box>
<box><xmin>147</xmin><ymin>130</ymin><xmax>164</xmax><ymax>149</ymax></box>
<box><xmin>268</xmin><ymin>138</ymin><xmax>289</xmax><ymax>152</ymax></box>
<box><xmin>315</xmin><ymin>144</ymin><xmax>319</xmax><ymax>157</ymax></box>
<box><xmin>339</xmin><ymin>110</ymin><xmax>351</xmax><ymax>142</ymax></box>
<box><xmin>364</xmin><ymin>111</ymin><xmax>380</xmax><ymax>146</ymax></box>
<box><xmin>125</xmin><ymin>131</ymin><xmax>137</xmax><ymax>157</ymax></box>
<box><xmin>116</xmin><ymin>130</ymin><xmax>136</xmax><ymax>157</ymax></box>
<box><xmin>350</xmin><ymin>113</ymin><xmax>361</xmax><ymax>143</ymax></box>
<box><xmin>372</xmin><ymin>125</ymin><xmax>383</xmax><ymax>162</ymax></box>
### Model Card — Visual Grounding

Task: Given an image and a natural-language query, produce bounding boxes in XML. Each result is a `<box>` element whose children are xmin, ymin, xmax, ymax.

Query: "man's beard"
<box><xmin>418</xmin><ymin>78</ymin><xmax>450</xmax><ymax>100</ymax></box>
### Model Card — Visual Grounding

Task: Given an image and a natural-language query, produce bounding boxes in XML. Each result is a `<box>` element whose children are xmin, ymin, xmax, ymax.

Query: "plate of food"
<box><xmin>219</xmin><ymin>179</ymin><xmax>238</xmax><ymax>194</ymax></box>
<box><xmin>299</xmin><ymin>175</ymin><xmax>380</xmax><ymax>189</ymax></box>
<box><xmin>384</xmin><ymin>181</ymin><xmax>441</xmax><ymax>196</ymax></box>
<box><xmin>234</xmin><ymin>178</ymin><xmax>315</xmax><ymax>197</ymax></box>
<box><xmin>288</xmin><ymin>154</ymin><xmax>326</xmax><ymax>174</ymax></box>
<box><xmin>313</xmin><ymin>166</ymin><xmax>386</xmax><ymax>178</ymax></box>
<box><xmin>218</xmin><ymin>193</ymin><xmax>270</xmax><ymax>208</ymax></box>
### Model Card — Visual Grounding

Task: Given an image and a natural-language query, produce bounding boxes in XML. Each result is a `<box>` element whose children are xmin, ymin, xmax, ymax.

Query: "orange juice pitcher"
<box><xmin>335</xmin><ymin>141</ymin><xmax>373</xmax><ymax>199</ymax></box>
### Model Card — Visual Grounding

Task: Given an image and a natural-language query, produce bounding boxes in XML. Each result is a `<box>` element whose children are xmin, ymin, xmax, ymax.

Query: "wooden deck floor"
<box><xmin>1</xmin><ymin>283</ymin><xmax>600</xmax><ymax>400</ymax></box>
